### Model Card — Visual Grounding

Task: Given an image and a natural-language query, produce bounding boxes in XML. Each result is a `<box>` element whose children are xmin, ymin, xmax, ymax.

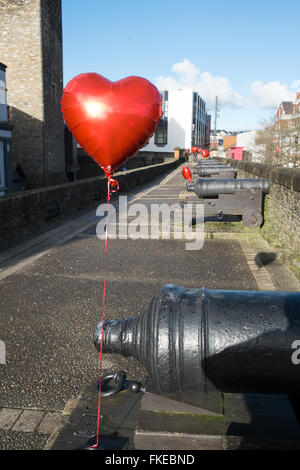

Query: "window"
<box><xmin>154</xmin><ymin>91</ymin><xmax>168</xmax><ymax>146</ymax></box>
<box><xmin>155</xmin><ymin>130</ymin><xmax>167</xmax><ymax>144</ymax></box>
<box><xmin>154</xmin><ymin>120</ymin><xmax>168</xmax><ymax>145</ymax></box>
<box><xmin>162</xmin><ymin>91</ymin><xmax>168</xmax><ymax>118</ymax></box>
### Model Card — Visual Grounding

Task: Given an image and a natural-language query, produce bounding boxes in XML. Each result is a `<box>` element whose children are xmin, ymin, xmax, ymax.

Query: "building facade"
<box><xmin>274</xmin><ymin>92</ymin><xmax>300</xmax><ymax>167</ymax></box>
<box><xmin>145</xmin><ymin>89</ymin><xmax>208</xmax><ymax>153</ymax></box>
<box><xmin>204</xmin><ymin>114</ymin><xmax>211</xmax><ymax>150</ymax></box>
<box><xmin>0</xmin><ymin>0</ymin><xmax>66</xmax><ymax>189</ymax></box>
<box><xmin>229</xmin><ymin>146</ymin><xmax>243</xmax><ymax>160</ymax></box>
<box><xmin>236</xmin><ymin>130</ymin><xmax>265</xmax><ymax>162</ymax></box>
<box><xmin>223</xmin><ymin>135</ymin><xmax>236</xmax><ymax>152</ymax></box>
<box><xmin>0</xmin><ymin>62</ymin><xmax>14</xmax><ymax>195</ymax></box>
<box><xmin>275</xmin><ymin>98</ymin><xmax>299</xmax><ymax>131</ymax></box>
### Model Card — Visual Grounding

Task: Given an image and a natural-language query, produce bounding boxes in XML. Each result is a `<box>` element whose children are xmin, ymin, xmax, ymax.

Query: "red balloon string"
<box><xmin>88</xmin><ymin>176</ymin><xmax>119</xmax><ymax>450</ymax></box>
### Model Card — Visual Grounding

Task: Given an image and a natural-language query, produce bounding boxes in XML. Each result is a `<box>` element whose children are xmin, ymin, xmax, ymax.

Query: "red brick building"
<box><xmin>275</xmin><ymin>92</ymin><xmax>300</xmax><ymax>131</ymax></box>
<box><xmin>274</xmin><ymin>91</ymin><xmax>300</xmax><ymax>166</ymax></box>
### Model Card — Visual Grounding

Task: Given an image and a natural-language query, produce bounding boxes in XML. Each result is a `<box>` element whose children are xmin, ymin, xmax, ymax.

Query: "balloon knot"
<box><xmin>105</xmin><ymin>175</ymin><xmax>119</xmax><ymax>202</ymax></box>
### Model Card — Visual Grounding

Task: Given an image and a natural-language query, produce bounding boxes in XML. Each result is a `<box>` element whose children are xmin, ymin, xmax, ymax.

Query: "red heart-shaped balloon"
<box><xmin>61</xmin><ymin>73</ymin><xmax>162</xmax><ymax>176</ymax></box>
<box><xmin>182</xmin><ymin>166</ymin><xmax>192</xmax><ymax>181</ymax></box>
<box><xmin>202</xmin><ymin>149</ymin><xmax>210</xmax><ymax>158</ymax></box>
<box><xmin>192</xmin><ymin>146</ymin><xmax>198</xmax><ymax>155</ymax></box>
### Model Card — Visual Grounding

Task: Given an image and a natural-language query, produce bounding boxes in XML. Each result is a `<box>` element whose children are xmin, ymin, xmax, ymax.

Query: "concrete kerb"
<box><xmin>43</xmin><ymin>397</ymin><xmax>82</xmax><ymax>450</ymax></box>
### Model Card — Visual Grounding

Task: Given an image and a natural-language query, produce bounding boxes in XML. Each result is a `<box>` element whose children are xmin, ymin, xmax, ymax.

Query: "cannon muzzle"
<box><xmin>94</xmin><ymin>284</ymin><xmax>300</xmax><ymax>401</ymax></box>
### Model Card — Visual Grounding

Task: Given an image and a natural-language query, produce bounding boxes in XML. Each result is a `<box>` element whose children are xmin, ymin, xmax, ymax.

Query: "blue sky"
<box><xmin>62</xmin><ymin>0</ymin><xmax>300</xmax><ymax>131</ymax></box>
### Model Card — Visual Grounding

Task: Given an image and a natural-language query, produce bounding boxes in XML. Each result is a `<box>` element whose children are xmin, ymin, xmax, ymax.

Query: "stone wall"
<box><xmin>0</xmin><ymin>160</ymin><xmax>182</xmax><ymax>245</ymax></box>
<box><xmin>227</xmin><ymin>159</ymin><xmax>300</xmax><ymax>276</ymax></box>
<box><xmin>40</xmin><ymin>0</ymin><xmax>66</xmax><ymax>186</ymax></box>
<box><xmin>76</xmin><ymin>149</ymin><xmax>175</xmax><ymax>180</ymax></box>
<box><xmin>0</xmin><ymin>0</ymin><xmax>65</xmax><ymax>188</ymax></box>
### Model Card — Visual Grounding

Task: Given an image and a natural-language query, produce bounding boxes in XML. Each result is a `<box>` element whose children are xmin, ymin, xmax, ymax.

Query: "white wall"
<box><xmin>146</xmin><ymin>89</ymin><xmax>193</xmax><ymax>152</ymax></box>
<box><xmin>236</xmin><ymin>130</ymin><xmax>256</xmax><ymax>149</ymax></box>
<box><xmin>236</xmin><ymin>130</ymin><xmax>265</xmax><ymax>162</ymax></box>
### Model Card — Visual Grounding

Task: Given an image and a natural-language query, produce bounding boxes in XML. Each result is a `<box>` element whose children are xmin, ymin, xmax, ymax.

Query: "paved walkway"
<box><xmin>0</xmin><ymin>163</ymin><xmax>299</xmax><ymax>449</ymax></box>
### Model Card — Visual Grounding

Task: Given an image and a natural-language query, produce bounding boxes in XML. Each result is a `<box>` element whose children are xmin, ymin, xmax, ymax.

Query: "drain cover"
<box><xmin>77</xmin><ymin>415</ymin><xmax>101</xmax><ymax>437</ymax></box>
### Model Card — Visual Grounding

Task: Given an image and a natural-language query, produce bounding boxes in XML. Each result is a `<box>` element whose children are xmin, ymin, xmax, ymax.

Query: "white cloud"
<box><xmin>291</xmin><ymin>80</ymin><xmax>300</xmax><ymax>90</ymax></box>
<box><xmin>154</xmin><ymin>59</ymin><xmax>298</xmax><ymax>113</ymax></box>
<box><xmin>196</xmin><ymin>72</ymin><xmax>244</xmax><ymax>108</ymax></box>
<box><xmin>250</xmin><ymin>80</ymin><xmax>295</xmax><ymax>108</ymax></box>
<box><xmin>171</xmin><ymin>59</ymin><xmax>200</xmax><ymax>87</ymax></box>
<box><xmin>154</xmin><ymin>59</ymin><xmax>244</xmax><ymax>108</ymax></box>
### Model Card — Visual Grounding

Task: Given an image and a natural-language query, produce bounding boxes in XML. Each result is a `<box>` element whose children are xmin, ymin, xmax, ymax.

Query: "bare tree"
<box><xmin>256</xmin><ymin>115</ymin><xmax>300</xmax><ymax>167</ymax></box>
<box><xmin>277</xmin><ymin>116</ymin><xmax>300</xmax><ymax>167</ymax></box>
<box><xmin>255</xmin><ymin>118</ymin><xmax>277</xmax><ymax>164</ymax></box>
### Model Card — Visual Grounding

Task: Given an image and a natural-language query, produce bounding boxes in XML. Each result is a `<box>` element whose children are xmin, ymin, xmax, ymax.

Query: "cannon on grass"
<box><xmin>180</xmin><ymin>177</ymin><xmax>269</xmax><ymax>228</ymax></box>
<box><xmin>94</xmin><ymin>284</ymin><xmax>300</xmax><ymax>409</ymax></box>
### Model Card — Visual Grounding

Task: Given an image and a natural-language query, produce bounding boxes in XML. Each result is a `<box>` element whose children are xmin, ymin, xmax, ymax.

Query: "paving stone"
<box><xmin>36</xmin><ymin>411</ymin><xmax>62</xmax><ymax>435</ymax></box>
<box><xmin>12</xmin><ymin>410</ymin><xmax>45</xmax><ymax>433</ymax></box>
<box><xmin>0</xmin><ymin>408</ymin><xmax>22</xmax><ymax>431</ymax></box>
<box><xmin>140</xmin><ymin>392</ymin><xmax>221</xmax><ymax>415</ymax></box>
<box><xmin>134</xmin><ymin>431</ymin><xmax>224</xmax><ymax>450</ymax></box>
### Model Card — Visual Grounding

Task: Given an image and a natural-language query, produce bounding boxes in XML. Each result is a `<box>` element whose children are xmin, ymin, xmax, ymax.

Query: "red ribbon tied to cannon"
<box><xmin>60</xmin><ymin>73</ymin><xmax>163</xmax><ymax>181</ymax></box>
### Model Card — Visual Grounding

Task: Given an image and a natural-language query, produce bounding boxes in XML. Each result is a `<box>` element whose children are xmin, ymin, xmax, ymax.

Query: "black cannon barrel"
<box><xmin>187</xmin><ymin>178</ymin><xmax>269</xmax><ymax>197</ymax></box>
<box><xmin>94</xmin><ymin>284</ymin><xmax>300</xmax><ymax>398</ymax></box>
<box><xmin>195</xmin><ymin>164</ymin><xmax>228</xmax><ymax>170</ymax></box>
<box><xmin>194</xmin><ymin>166</ymin><xmax>238</xmax><ymax>176</ymax></box>
<box><xmin>196</xmin><ymin>160</ymin><xmax>222</xmax><ymax>166</ymax></box>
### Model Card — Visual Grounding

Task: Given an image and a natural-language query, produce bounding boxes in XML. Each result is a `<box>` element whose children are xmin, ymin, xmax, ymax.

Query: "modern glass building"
<box><xmin>146</xmin><ymin>89</ymin><xmax>210</xmax><ymax>152</ymax></box>
<box><xmin>192</xmin><ymin>92</ymin><xmax>207</xmax><ymax>148</ymax></box>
